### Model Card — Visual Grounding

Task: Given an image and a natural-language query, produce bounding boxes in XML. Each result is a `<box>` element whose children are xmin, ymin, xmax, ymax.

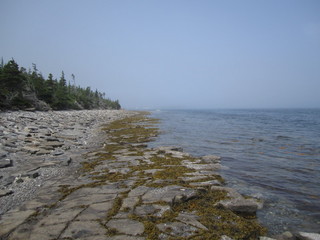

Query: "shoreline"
<box><xmin>0</xmin><ymin>110</ymin><xmax>318</xmax><ymax>240</ymax></box>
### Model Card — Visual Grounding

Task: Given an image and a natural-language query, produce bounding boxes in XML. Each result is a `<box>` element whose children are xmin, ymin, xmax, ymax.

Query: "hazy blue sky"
<box><xmin>1</xmin><ymin>0</ymin><xmax>319</xmax><ymax>109</ymax></box>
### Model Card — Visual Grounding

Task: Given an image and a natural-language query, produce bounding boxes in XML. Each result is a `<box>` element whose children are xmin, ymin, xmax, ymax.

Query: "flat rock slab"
<box><xmin>176</xmin><ymin>212</ymin><xmax>208</xmax><ymax>230</ymax></box>
<box><xmin>76</xmin><ymin>201</ymin><xmax>114</xmax><ymax>221</ymax></box>
<box><xmin>128</xmin><ymin>186</ymin><xmax>152</xmax><ymax>198</ymax></box>
<box><xmin>134</xmin><ymin>204</ymin><xmax>170</xmax><ymax>217</ymax></box>
<box><xmin>61</xmin><ymin>220</ymin><xmax>106</xmax><ymax>239</ymax></box>
<box><xmin>142</xmin><ymin>185</ymin><xmax>197</xmax><ymax>204</ymax></box>
<box><xmin>211</xmin><ymin>186</ymin><xmax>262</xmax><ymax>214</ymax></box>
<box><xmin>106</xmin><ymin>219</ymin><xmax>145</xmax><ymax>236</ymax></box>
<box><xmin>108</xmin><ymin>236</ymin><xmax>146</xmax><ymax>240</ymax></box>
<box><xmin>0</xmin><ymin>209</ymin><xmax>35</xmax><ymax>236</ymax></box>
<box><xmin>29</xmin><ymin>223</ymin><xmax>66</xmax><ymax>240</ymax></box>
<box><xmin>60</xmin><ymin>193</ymin><xmax>116</xmax><ymax>209</ymax></box>
<box><xmin>157</xmin><ymin>222</ymin><xmax>198</xmax><ymax>238</ymax></box>
<box><xmin>37</xmin><ymin>207</ymin><xmax>84</xmax><ymax>225</ymax></box>
<box><xmin>121</xmin><ymin>196</ymin><xmax>140</xmax><ymax>211</ymax></box>
<box><xmin>216</xmin><ymin>197</ymin><xmax>259</xmax><ymax>214</ymax></box>
<box><xmin>184</xmin><ymin>162</ymin><xmax>221</xmax><ymax>171</ymax></box>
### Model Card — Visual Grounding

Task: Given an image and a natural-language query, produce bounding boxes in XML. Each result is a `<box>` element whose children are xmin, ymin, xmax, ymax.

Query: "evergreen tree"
<box><xmin>53</xmin><ymin>71</ymin><xmax>70</xmax><ymax>109</ymax></box>
<box><xmin>0</xmin><ymin>59</ymin><xmax>121</xmax><ymax>110</ymax></box>
<box><xmin>42</xmin><ymin>73</ymin><xmax>56</xmax><ymax>105</ymax></box>
<box><xmin>59</xmin><ymin>71</ymin><xmax>67</xmax><ymax>87</ymax></box>
<box><xmin>0</xmin><ymin>59</ymin><xmax>28</xmax><ymax>108</ymax></box>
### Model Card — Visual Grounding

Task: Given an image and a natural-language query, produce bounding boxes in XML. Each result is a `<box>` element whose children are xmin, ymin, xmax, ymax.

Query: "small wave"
<box><xmin>251</xmin><ymin>138</ymin><xmax>264</xmax><ymax>142</ymax></box>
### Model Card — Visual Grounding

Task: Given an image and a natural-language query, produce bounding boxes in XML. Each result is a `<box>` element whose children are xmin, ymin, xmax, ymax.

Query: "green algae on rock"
<box><xmin>50</xmin><ymin>112</ymin><xmax>266</xmax><ymax>240</ymax></box>
<box><xmin>81</xmin><ymin>112</ymin><xmax>266</xmax><ymax>239</ymax></box>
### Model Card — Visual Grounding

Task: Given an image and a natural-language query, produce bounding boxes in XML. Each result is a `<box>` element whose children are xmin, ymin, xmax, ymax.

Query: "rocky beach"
<box><xmin>0</xmin><ymin>110</ymin><xmax>319</xmax><ymax>240</ymax></box>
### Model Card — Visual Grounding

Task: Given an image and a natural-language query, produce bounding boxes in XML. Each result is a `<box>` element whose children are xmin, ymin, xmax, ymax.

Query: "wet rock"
<box><xmin>296</xmin><ymin>232</ymin><xmax>320</xmax><ymax>240</ymax></box>
<box><xmin>0</xmin><ymin>159</ymin><xmax>13</xmax><ymax>168</ymax></box>
<box><xmin>216</xmin><ymin>196</ymin><xmax>259</xmax><ymax>214</ymax></box>
<box><xmin>201</xmin><ymin>155</ymin><xmax>221</xmax><ymax>163</ymax></box>
<box><xmin>212</xmin><ymin>186</ymin><xmax>262</xmax><ymax>214</ymax></box>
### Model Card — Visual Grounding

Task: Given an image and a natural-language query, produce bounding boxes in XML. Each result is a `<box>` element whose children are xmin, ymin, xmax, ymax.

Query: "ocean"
<box><xmin>149</xmin><ymin>109</ymin><xmax>320</xmax><ymax>235</ymax></box>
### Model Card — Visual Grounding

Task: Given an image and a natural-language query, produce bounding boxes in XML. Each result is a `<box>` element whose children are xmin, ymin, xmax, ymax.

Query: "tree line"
<box><xmin>0</xmin><ymin>59</ymin><xmax>121</xmax><ymax>110</ymax></box>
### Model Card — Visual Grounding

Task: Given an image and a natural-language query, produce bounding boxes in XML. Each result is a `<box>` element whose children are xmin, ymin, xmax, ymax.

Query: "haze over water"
<box><xmin>149</xmin><ymin>109</ymin><xmax>320</xmax><ymax>235</ymax></box>
<box><xmin>1</xmin><ymin>1</ymin><xmax>320</xmax><ymax>110</ymax></box>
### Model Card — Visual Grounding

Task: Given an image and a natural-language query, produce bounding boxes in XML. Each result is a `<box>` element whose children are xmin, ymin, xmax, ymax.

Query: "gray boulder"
<box><xmin>212</xmin><ymin>186</ymin><xmax>262</xmax><ymax>215</ymax></box>
<box><xmin>216</xmin><ymin>197</ymin><xmax>259</xmax><ymax>214</ymax></box>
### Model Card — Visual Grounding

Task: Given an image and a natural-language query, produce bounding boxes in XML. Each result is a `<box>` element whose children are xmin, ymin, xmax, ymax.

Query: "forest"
<box><xmin>0</xmin><ymin>59</ymin><xmax>121</xmax><ymax>111</ymax></box>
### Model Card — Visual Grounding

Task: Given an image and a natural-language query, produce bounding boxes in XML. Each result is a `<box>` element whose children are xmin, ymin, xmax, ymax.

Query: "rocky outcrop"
<box><xmin>212</xmin><ymin>186</ymin><xmax>263</xmax><ymax>215</ymax></box>
<box><xmin>1</xmin><ymin>111</ymin><xmax>317</xmax><ymax>240</ymax></box>
<box><xmin>21</xmin><ymin>87</ymin><xmax>51</xmax><ymax>111</ymax></box>
<box><xmin>0</xmin><ymin>110</ymin><xmax>135</xmax><ymax>215</ymax></box>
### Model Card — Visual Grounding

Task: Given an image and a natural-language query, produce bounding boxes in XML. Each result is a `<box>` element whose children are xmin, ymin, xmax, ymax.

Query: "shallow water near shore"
<box><xmin>149</xmin><ymin>109</ymin><xmax>320</xmax><ymax>235</ymax></box>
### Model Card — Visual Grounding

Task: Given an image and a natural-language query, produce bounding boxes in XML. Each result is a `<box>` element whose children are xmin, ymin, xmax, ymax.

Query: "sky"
<box><xmin>1</xmin><ymin>0</ymin><xmax>320</xmax><ymax>109</ymax></box>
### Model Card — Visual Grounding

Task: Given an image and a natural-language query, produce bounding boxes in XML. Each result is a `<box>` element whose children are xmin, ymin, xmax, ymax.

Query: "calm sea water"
<box><xmin>149</xmin><ymin>109</ymin><xmax>320</xmax><ymax>235</ymax></box>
